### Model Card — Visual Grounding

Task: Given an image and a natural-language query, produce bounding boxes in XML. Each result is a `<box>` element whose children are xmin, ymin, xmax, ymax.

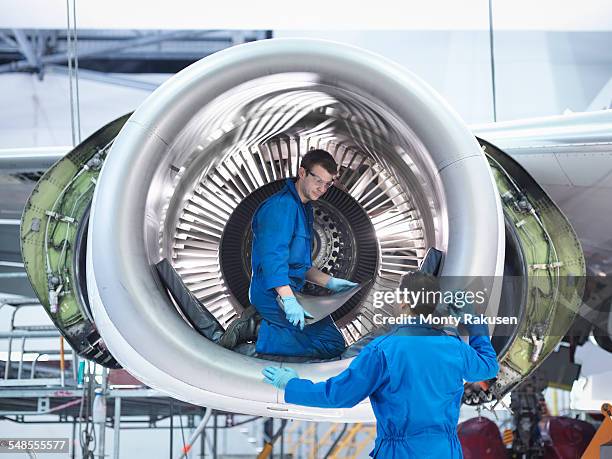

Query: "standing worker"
<box><xmin>262</xmin><ymin>295</ymin><xmax>499</xmax><ymax>458</ymax></box>
<box><xmin>249</xmin><ymin>149</ymin><xmax>357</xmax><ymax>359</ymax></box>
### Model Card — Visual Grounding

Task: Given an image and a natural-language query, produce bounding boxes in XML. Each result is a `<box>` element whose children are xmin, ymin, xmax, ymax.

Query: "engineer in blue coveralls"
<box><xmin>262</xmin><ymin>293</ymin><xmax>499</xmax><ymax>458</ymax></box>
<box><xmin>249</xmin><ymin>149</ymin><xmax>357</xmax><ymax>359</ymax></box>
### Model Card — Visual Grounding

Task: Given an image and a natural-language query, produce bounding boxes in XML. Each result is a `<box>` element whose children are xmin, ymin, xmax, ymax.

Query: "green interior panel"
<box><xmin>20</xmin><ymin>114</ymin><xmax>130</xmax><ymax>367</ymax></box>
<box><xmin>482</xmin><ymin>138</ymin><xmax>585</xmax><ymax>398</ymax></box>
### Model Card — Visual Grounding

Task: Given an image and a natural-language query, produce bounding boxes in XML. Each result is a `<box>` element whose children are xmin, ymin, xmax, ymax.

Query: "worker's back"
<box><xmin>366</xmin><ymin>324</ymin><xmax>498</xmax><ymax>458</ymax></box>
<box><xmin>283</xmin><ymin>321</ymin><xmax>499</xmax><ymax>458</ymax></box>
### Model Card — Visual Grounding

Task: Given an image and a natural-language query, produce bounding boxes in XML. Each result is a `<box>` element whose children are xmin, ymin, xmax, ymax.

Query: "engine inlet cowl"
<box><xmin>86</xmin><ymin>39</ymin><xmax>504</xmax><ymax>420</ymax></box>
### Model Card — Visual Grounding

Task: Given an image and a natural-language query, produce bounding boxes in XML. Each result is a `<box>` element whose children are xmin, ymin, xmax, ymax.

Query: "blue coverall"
<box><xmin>284</xmin><ymin>323</ymin><xmax>499</xmax><ymax>458</ymax></box>
<box><xmin>249</xmin><ymin>179</ymin><xmax>346</xmax><ymax>358</ymax></box>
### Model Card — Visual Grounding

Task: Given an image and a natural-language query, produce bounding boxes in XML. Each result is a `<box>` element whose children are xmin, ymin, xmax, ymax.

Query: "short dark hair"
<box><xmin>300</xmin><ymin>149</ymin><xmax>338</xmax><ymax>175</ymax></box>
<box><xmin>399</xmin><ymin>272</ymin><xmax>439</xmax><ymax>317</ymax></box>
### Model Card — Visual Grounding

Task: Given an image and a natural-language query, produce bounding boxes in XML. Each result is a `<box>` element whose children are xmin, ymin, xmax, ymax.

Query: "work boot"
<box><xmin>218</xmin><ymin>306</ymin><xmax>260</xmax><ymax>349</ymax></box>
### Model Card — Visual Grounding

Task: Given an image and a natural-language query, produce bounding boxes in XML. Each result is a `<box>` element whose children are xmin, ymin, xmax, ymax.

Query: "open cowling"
<box><xmin>20</xmin><ymin>39</ymin><xmax>584</xmax><ymax>421</ymax></box>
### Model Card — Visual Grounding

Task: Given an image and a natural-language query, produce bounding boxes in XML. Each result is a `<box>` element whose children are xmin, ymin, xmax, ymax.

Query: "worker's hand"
<box><xmin>447</xmin><ymin>292</ymin><xmax>488</xmax><ymax>335</ymax></box>
<box><xmin>326</xmin><ymin>277</ymin><xmax>358</xmax><ymax>293</ymax></box>
<box><xmin>281</xmin><ymin>296</ymin><xmax>313</xmax><ymax>330</ymax></box>
<box><xmin>262</xmin><ymin>366</ymin><xmax>299</xmax><ymax>389</ymax></box>
<box><xmin>447</xmin><ymin>290</ymin><xmax>476</xmax><ymax>322</ymax></box>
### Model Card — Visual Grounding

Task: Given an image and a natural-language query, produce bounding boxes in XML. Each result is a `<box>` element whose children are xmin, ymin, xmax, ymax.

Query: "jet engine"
<box><xmin>20</xmin><ymin>39</ymin><xmax>585</xmax><ymax>421</ymax></box>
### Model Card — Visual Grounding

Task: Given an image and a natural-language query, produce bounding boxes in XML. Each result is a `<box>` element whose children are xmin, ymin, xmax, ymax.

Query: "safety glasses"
<box><xmin>306</xmin><ymin>170</ymin><xmax>336</xmax><ymax>190</ymax></box>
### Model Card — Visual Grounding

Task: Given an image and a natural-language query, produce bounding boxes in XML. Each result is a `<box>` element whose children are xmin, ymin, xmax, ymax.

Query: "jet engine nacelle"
<box><xmin>20</xmin><ymin>39</ymin><xmax>585</xmax><ymax>421</ymax></box>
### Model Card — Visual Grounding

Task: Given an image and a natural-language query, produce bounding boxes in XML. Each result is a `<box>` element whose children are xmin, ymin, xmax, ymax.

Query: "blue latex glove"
<box><xmin>281</xmin><ymin>296</ymin><xmax>313</xmax><ymax>330</ymax></box>
<box><xmin>447</xmin><ymin>292</ymin><xmax>488</xmax><ymax>335</ymax></box>
<box><xmin>447</xmin><ymin>291</ymin><xmax>476</xmax><ymax>322</ymax></box>
<box><xmin>326</xmin><ymin>277</ymin><xmax>358</xmax><ymax>293</ymax></box>
<box><xmin>262</xmin><ymin>366</ymin><xmax>299</xmax><ymax>389</ymax></box>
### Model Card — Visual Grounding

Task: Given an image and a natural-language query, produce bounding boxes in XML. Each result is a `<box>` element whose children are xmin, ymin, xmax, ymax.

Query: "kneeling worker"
<box><xmin>249</xmin><ymin>149</ymin><xmax>356</xmax><ymax>359</ymax></box>
<box><xmin>262</xmin><ymin>292</ymin><xmax>499</xmax><ymax>458</ymax></box>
